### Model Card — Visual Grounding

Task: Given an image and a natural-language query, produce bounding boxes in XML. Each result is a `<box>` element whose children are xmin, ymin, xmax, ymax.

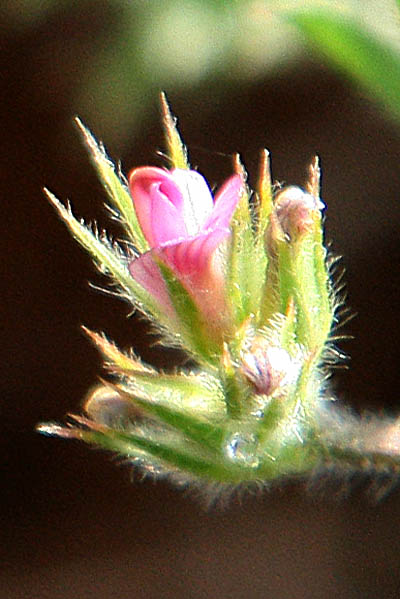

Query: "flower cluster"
<box><xmin>38</xmin><ymin>96</ymin><xmax>400</xmax><ymax>496</ymax></box>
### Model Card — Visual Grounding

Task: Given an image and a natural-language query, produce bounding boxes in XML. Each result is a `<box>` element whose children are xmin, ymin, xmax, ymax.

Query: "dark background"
<box><xmin>2</xmin><ymin>4</ymin><xmax>400</xmax><ymax>598</ymax></box>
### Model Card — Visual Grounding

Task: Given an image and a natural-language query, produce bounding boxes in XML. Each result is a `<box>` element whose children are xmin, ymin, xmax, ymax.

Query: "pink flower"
<box><xmin>128</xmin><ymin>167</ymin><xmax>242</xmax><ymax>332</ymax></box>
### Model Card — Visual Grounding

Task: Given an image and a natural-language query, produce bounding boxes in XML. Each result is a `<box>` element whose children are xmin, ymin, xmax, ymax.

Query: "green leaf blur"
<box><xmin>290</xmin><ymin>11</ymin><xmax>400</xmax><ymax>124</ymax></box>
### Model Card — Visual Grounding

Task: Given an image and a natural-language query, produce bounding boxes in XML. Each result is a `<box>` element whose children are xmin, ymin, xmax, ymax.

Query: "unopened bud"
<box><xmin>84</xmin><ymin>385</ymin><xmax>138</xmax><ymax>427</ymax></box>
<box><xmin>274</xmin><ymin>186</ymin><xmax>324</xmax><ymax>241</ymax></box>
<box><xmin>241</xmin><ymin>342</ymin><xmax>298</xmax><ymax>396</ymax></box>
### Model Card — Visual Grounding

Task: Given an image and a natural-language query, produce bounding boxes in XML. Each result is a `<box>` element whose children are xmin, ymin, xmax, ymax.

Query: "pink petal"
<box><xmin>129</xmin><ymin>167</ymin><xmax>187</xmax><ymax>246</ymax></box>
<box><xmin>130</xmin><ymin>230</ymin><xmax>232</xmax><ymax>336</ymax></box>
<box><xmin>204</xmin><ymin>174</ymin><xmax>242</xmax><ymax>231</ymax></box>
<box><xmin>128</xmin><ymin>252</ymin><xmax>176</xmax><ymax>319</ymax></box>
<box><xmin>158</xmin><ymin>230</ymin><xmax>230</xmax><ymax>330</ymax></box>
<box><xmin>161</xmin><ymin>229</ymin><xmax>229</xmax><ymax>276</ymax></box>
<box><xmin>170</xmin><ymin>169</ymin><xmax>214</xmax><ymax>235</ymax></box>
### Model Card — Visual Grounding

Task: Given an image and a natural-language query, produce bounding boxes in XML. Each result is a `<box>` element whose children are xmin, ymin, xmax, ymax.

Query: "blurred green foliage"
<box><xmin>4</xmin><ymin>0</ymin><xmax>400</xmax><ymax>142</ymax></box>
<box><xmin>291</xmin><ymin>10</ymin><xmax>400</xmax><ymax>125</ymax></box>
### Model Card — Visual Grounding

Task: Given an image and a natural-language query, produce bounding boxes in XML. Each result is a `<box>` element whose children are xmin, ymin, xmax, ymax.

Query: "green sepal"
<box><xmin>278</xmin><ymin>298</ymin><xmax>297</xmax><ymax>350</ymax></box>
<box><xmin>278</xmin><ymin>233</ymin><xmax>319</xmax><ymax>346</ymax></box>
<box><xmin>259</xmin><ymin>261</ymin><xmax>281</xmax><ymax>327</ymax></box>
<box><xmin>251</xmin><ymin>393</ymin><xmax>285</xmax><ymax>443</ymax></box>
<box><xmin>111</xmin><ymin>383</ymin><xmax>226</xmax><ymax>452</ymax></box>
<box><xmin>75</xmin><ymin>118</ymin><xmax>149</xmax><ymax>253</ymax></box>
<box><xmin>255</xmin><ymin>149</ymin><xmax>273</xmax><ymax>244</ymax></box>
<box><xmin>160</xmin><ymin>92</ymin><xmax>190</xmax><ymax>170</ymax></box>
<box><xmin>220</xmin><ymin>346</ymin><xmax>249</xmax><ymax>419</ymax></box>
<box><xmin>266</xmin><ymin>210</ymin><xmax>333</xmax><ymax>358</ymax></box>
<box><xmin>37</xmin><ymin>419</ymin><xmax>320</xmax><ymax>484</ymax></box>
<box><xmin>116</xmin><ymin>370</ymin><xmax>225</xmax><ymax>417</ymax></box>
<box><xmin>82</xmin><ymin>327</ymin><xmax>153</xmax><ymax>373</ymax></box>
<box><xmin>227</xmin><ymin>156</ymin><xmax>266</xmax><ymax>325</ymax></box>
<box><xmin>79</xmin><ymin>427</ymin><xmax>232</xmax><ymax>480</ymax></box>
<box><xmin>156</xmin><ymin>260</ymin><xmax>222</xmax><ymax>364</ymax></box>
<box><xmin>311</xmin><ymin>223</ymin><xmax>334</xmax><ymax>345</ymax></box>
<box><xmin>74</xmin><ymin>423</ymin><xmax>250</xmax><ymax>483</ymax></box>
<box><xmin>257</xmin><ymin>307</ymin><xmax>298</xmax><ymax>357</ymax></box>
<box><xmin>290</xmin><ymin>352</ymin><xmax>321</xmax><ymax>420</ymax></box>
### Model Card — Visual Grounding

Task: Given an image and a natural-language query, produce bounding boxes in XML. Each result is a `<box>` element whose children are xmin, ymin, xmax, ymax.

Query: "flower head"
<box><xmin>42</xmin><ymin>100</ymin><xmax>391</xmax><ymax>496</ymax></box>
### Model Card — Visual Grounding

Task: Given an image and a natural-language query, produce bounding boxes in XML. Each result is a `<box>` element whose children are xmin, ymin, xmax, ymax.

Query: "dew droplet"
<box><xmin>225</xmin><ymin>433</ymin><xmax>260</xmax><ymax>468</ymax></box>
<box><xmin>252</xmin><ymin>409</ymin><xmax>264</xmax><ymax>419</ymax></box>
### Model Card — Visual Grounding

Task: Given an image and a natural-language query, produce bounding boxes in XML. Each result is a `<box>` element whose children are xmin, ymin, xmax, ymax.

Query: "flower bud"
<box><xmin>128</xmin><ymin>167</ymin><xmax>242</xmax><ymax>340</ymax></box>
<box><xmin>274</xmin><ymin>186</ymin><xmax>325</xmax><ymax>241</ymax></box>
<box><xmin>241</xmin><ymin>341</ymin><xmax>298</xmax><ymax>396</ymax></box>
<box><xmin>84</xmin><ymin>385</ymin><xmax>138</xmax><ymax>427</ymax></box>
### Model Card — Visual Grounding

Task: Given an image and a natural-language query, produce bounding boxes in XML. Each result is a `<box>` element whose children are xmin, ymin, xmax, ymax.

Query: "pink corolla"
<box><xmin>128</xmin><ymin>167</ymin><xmax>242</xmax><ymax>333</ymax></box>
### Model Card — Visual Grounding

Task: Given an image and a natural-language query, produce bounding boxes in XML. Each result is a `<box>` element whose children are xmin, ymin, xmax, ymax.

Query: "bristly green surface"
<box><xmin>160</xmin><ymin>92</ymin><xmax>190</xmax><ymax>170</ymax></box>
<box><xmin>75</xmin><ymin>118</ymin><xmax>149</xmax><ymax>253</ymax></box>
<box><xmin>156</xmin><ymin>260</ymin><xmax>222</xmax><ymax>365</ymax></box>
<box><xmin>255</xmin><ymin>149</ymin><xmax>273</xmax><ymax>246</ymax></box>
<box><xmin>228</xmin><ymin>155</ymin><xmax>267</xmax><ymax>326</ymax></box>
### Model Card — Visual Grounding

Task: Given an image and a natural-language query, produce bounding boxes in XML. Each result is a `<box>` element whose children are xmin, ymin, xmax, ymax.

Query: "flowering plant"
<box><xmin>38</xmin><ymin>95</ymin><xmax>400</xmax><ymax>497</ymax></box>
